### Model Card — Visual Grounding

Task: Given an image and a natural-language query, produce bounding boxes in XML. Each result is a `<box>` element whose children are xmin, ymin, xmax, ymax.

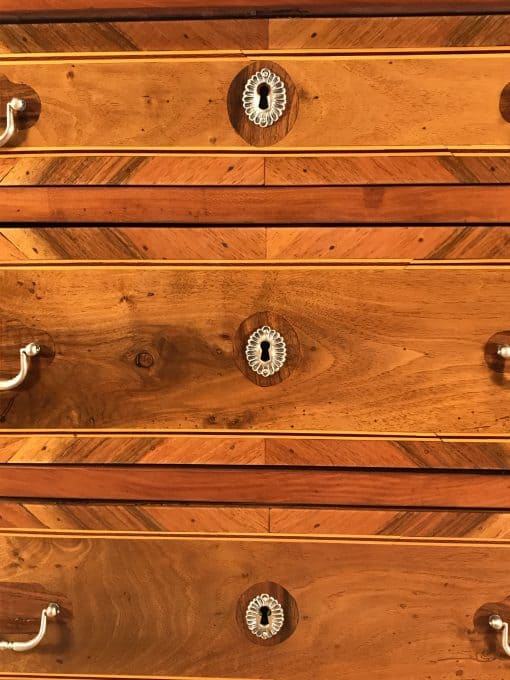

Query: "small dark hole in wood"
<box><xmin>259</xmin><ymin>605</ymin><xmax>271</xmax><ymax>626</ymax></box>
<box><xmin>260</xmin><ymin>340</ymin><xmax>271</xmax><ymax>362</ymax></box>
<box><xmin>257</xmin><ymin>83</ymin><xmax>270</xmax><ymax>110</ymax></box>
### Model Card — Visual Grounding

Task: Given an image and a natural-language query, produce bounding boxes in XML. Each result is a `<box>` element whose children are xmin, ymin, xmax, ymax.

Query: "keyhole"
<box><xmin>257</xmin><ymin>83</ymin><xmax>270</xmax><ymax>110</ymax></box>
<box><xmin>259</xmin><ymin>605</ymin><xmax>271</xmax><ymax>627</ymax></box>
<box><xmin>260</xmin><ymin>340</ymin><xmax>271</xmax><ymax>362</ymax></box>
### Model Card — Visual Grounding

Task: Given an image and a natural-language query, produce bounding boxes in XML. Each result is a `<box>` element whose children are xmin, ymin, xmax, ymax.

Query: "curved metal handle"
<box><xmin>0</xmin><ymin>342</ymin><xmax>40</xmax><ymax>391</ymax></box>
<box><xmin>0</xmin><ymin>603</ymin><xmax>59</xmax><ymax>652</ymax></box>
<box><xmin>489</xmin><ymin>614</ymin><xmax>510</xmax><ymax>656</ymax></box>
<box><xmin>0</xmin><ymin>97</ymin><xmax>26</xmax><ymax>148</ymax></box>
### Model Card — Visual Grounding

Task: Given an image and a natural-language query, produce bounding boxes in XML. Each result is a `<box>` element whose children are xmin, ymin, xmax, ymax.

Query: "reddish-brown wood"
<box><xmin>2</xmin><ymin>1</ymin><xmax>510</xmax><ymax>20</ymax></box>
<box><xmin>3</xmin><ymin>186</ymin><xmax>510</xmax><ymax>223</ymax></box>
<box><xmin>0</xmin><ymin>466</ymin><xmax>509</xmax><ymax>508</ymax></box>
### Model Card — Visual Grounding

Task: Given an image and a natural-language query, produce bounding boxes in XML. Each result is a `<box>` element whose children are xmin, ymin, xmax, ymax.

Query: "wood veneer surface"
<box><xmin>0</xmin><ymin>532</ymin><xmax>509</xmax><ymax>678</ymax></box>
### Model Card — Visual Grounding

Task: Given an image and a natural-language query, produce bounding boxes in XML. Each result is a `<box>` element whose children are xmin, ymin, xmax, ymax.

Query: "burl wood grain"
<box><xmin>1</xmin><ymin>263</ymin><xmax>510</xmax><ymax>434</ymax></box>
<box><xmin>1</xmin><ymin>53</ymin><xmax>510</xmax><ymax>151</ymax></box>
<box><xmin>0</xmin><ymin>532</ymin><xmax>509</xmax><ymax>678</ymax></box>
<box><xmin>4</xmin><ymin>186</ymin><xmax>510</xmax><ymax>222</ymax></box>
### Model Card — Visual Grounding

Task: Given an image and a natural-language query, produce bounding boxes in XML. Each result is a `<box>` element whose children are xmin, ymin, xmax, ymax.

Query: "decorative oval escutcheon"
<box><xmin>245</xmin><ymin>593</ymin><xmax>285</xmax><ymax>639</ymax></box>
<box><xmin>236</xmin><ymin>582</ymin><xmax>299</xmax><ymax>646</ymax></box>
<box><xmin>227</xmin><ymin>61</ymin><xmax>298</xmax><ymax>146</ymax></box>
<box><xmin>242</xmin><ymin>68</ymin><xmax>287</xmax><ymax>128</ymax></box>
<box><xmin>245</xmin><ymin>325</ymin><xmax>287</xmax><ymax>377</ymax></box>
<box><xmin>233</xmin><ymin>311</ymin><xmax>300</xmax><ymax>387</ymax></box>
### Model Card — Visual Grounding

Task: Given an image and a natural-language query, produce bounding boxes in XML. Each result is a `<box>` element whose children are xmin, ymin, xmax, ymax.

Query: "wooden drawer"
<box><xmin>2</xmin><ymin>50</ymin><xmax>510</xmax><ymax>152</ymax></box>
<box><xmin>1</xmin><ymin>530</ymin><xmax>510</xmax><ymax>678</ymax></box>
<box><xmin>2</xmin><ymin>261</ymin><xmax>510</xmax><ymax>435</ymax></box>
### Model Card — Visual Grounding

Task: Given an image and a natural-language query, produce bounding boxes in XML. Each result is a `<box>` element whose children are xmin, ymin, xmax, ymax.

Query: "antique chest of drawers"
<box><xmin>3</xmin><ymin>2</ymin><xmax>510</xmax><ymax>679</ymax></box>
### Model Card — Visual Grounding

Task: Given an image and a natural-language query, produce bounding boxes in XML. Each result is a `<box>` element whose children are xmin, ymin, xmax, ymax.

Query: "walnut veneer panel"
<box><xmin>0</xmin><ymin>228</ymin><xmax>266</xmax><ymax>261</ymax></box>
<box><xmin>2</xmin><ymin>227</ymin><xmax>510</xmax><ymax>262</ymax></box>
<box><xmin>1</xmin><ymin>503</ymin><xmax>509</xmax><ymax>539</ymax></box>
<box><xmin>3</xmin><ymin>53</ymin><xmax>510</xmax><ymax>151</ymax></box>
<box><xmin>266</xmin><ymin>226</ymin><xmax>510</xmax><ymax>259</ymax></box>
<box><xmin>0</xmin><ymin>503</ymin><xmax>269</xmax><ymax>532</ymax></box>
<box><xmin>0</xmin><ymin>16</ymin><xmax>508</xmax><ymax>55</ymax></box>
<box><xmin>0</xmin><ymin>532</ymin><xmax>509</xmax><ymax>678</ymax></box>
<box><xmin>0</xmin><ymin>155</ymin><xmax>264</xmax><ymax>185</ymax></box>
<box><xmin>269</xmin><ymin>508</ymin><xmax>510</xmax><ymax>538</ymax></box>
<box><xmin>2</xmin><ymin>262</ymin><xmax>510</xmax><ymax>434</ymax></box>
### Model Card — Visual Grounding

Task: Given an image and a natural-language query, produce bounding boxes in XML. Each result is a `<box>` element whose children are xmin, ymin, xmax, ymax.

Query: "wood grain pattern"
<box><xmin>3</xmin><ymin>436</ymin><xmax>510</xmax><ymax>469</ymax></box>
<box><xmin>264</xmin><ymin>438</ymin><xmax>510</xmax><ymax>469</ymax></box>
<box><xmin>265</xmin><ymin>154</ymin><xmax>510</xmax><ymax>185</ymax></box>
<box><xmin>269</xmin><ymin>15</ymin><xmax>510</xmax><ymax>49</ymax></box>
<box><xmin>3</xmin><ymin>502</ymin><xmax>510</xmax><ymax>539</ymax></box>
<box><xmin>266</xmin><ymin>226</ymin><xmax>510</xmax><ymax>259</ymax></box>
<box><xmin>0</xmin><ymin>13</ymin><xmax>506</xmax><ymax>73</ymax></box>
<box><xmin>0</xmin><ymin>503</ymin><xmax>269</xmax><ymax>532</ymax></box>
<box><xmin>2</xmin><ymin>466</ymin><xmax>510</xmax><ymax>508</ymax></box>
<box><xmin>2</xmin><ymin>0</ymin><xmax>510</xmax><ymax>20</ymax></box>
<box><xmin>3</xmin><ymin>227</ymin><xmax>510</xmax><ymax>262</ymax></box>
<box><xmin>1</xmin><ymin>263</ymin><xmax>510</xmax><ymax>434</ymax></box>
<box><xmin>0</xmin><ymin>16</ymin><xmax>508</xmax><ymax>55</ymax></box>
<box><xmin>0</xmin><ymin>436</ymin><xmax>265</xmax><ymax>464</ymax></box>
<box><xmin>4</xmin><ymin>186</ymin><xmax>510</xmax><ymax>223</ymax></box>
<box><xmin>3</xmin><ymin>153</ymin><xmax>510</xmax><ymax>186</ymax></box>
<box><xmin>0</xmin><ymin>155</ymin><xmax>264</xmax><ymax>186</ymax></box>
<box><xmin>0</xmin><ymin>20</ymin><xmax>268</xmax><ymax>53</ymax></box>
<box><xmin>1</xmin><ymin>532</ymin><xmax>510</xmax><ymax>678</ymax></box>
<box><xmin>0</xmin><ymin>228</ymin><xmax>266</xmax><ymax>261</ymax></box>
<box><xmin>1</xmin><ymin>53</ymin><xmax>510</xmax><ymax>151</ymax></box>
<box><xmin>269</xmin><ymin>508</ymin><xmax>510</xmax><ymax>538</ymax></box>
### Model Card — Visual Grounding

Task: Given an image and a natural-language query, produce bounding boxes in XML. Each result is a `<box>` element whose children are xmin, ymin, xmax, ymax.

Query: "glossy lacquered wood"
<box><xmin>0</xmin><ymin>531</ymin><xmax>509</xmax><ymax>678</ymax></box>
<box><xmin>1</xmin><ymin>262</ymin><xmax>510</xmax><ymax>434</ymax></box>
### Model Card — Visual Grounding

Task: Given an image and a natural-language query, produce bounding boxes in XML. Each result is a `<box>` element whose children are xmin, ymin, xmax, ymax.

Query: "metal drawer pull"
<box><xmin>489</xmin><ymin>614</ymin><xmax>510</xmax><ymax>656</ymax></box>
<box><xmin>0</xmin><ymin>603</ymin><xmax>59</xmax><ymax>652</ymax></box>
<box><xmin>498</xmin><ymin>345</ymin><xmax>510</xmax><ymax>359</ymax></box>
<box><xmin>0</xmin><ymin>342</ymin><xmax>40</xmax><ymax>391</ymax></box>
<box><xmin>0</xmin><ymin>97</ymin><xmax>26</xmax><ymax>147</ymax></box>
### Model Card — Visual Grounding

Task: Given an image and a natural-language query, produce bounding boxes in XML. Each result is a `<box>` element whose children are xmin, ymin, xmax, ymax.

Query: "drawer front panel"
<box><xmin>1</xmin><ymin>53</ymin><xmax>510</xmax><ymax>151</ymax></box>
<box><xmin>1</xmin><ymin>262</ymin><xmax>510</xmax><ymax>434</ymax></box>
<box><xmin>0</xmin><ymin>531</ymin><xmax>508</xmax><ymax>678</ymax></box>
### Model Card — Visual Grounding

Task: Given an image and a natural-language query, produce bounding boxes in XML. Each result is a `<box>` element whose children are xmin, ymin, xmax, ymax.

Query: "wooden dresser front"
<box><xmin>2</xmin><ymin>3</ymin><xmax>510</xmax><ymax>679</ymax></box>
